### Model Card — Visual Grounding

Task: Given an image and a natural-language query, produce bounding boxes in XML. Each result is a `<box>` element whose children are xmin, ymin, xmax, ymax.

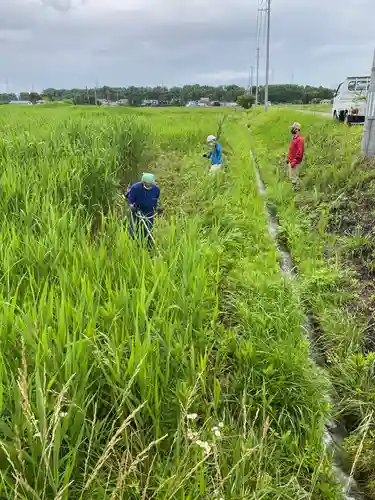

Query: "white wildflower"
<box><xmin>212</xmin><ymin>426</ymin><xmax>221</xmax><ymax>437</ymax></box>
<box><xmin>218</xmin><ymin>422</ymin><xmax>224</xmax><ymax>428</ymax></box>
<box><xmin>187</xmin><ymin>429</ymin><xmax>199</xmax><ymax>441</ymax></box>
<box><xmin>59</xmin><ymin>412</ymin><xmax>68</xmax><ymax>418</ymax></box>
<box><xmin>187</xmin><ymin>413</ymin><xmax>198</xmax><ymax>420</ymax></box>
<box><xmin>195</xmin><ymin>440</ymin><xmax>211</xmax><ymax>455</ymax></box>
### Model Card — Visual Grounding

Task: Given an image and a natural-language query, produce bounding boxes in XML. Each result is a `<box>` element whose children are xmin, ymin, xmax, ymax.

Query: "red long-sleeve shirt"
<box><xmin>288</xmin><ymin>135</ymin><xmax>304</xmax><ymax>168</ymax></box>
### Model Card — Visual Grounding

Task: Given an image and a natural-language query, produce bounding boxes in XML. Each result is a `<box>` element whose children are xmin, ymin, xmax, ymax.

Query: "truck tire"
<box><xmin>344</xmin><ymin>113</ymin><xmax>352</xmax><ymax>126</ymax></box>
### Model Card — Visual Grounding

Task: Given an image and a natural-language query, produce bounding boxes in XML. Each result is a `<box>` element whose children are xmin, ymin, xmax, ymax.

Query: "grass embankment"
<box><xmin>251</xmin><ymin>109</ymin><xmax>375</xmax><ymax>497</ymax></box>
<box><xmin>0</xmin><ymin>106</ymin><xmax>338</xmax><ymax>498</ymax></box>
<box><xmin>289</xmin><ymin>104</ymin><xmax>332</xmax><ymax>114</ymax></box>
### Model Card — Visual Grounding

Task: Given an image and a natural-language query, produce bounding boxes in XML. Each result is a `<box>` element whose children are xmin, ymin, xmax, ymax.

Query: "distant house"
<box><xmin>199</xmin><ymin>97</ymin><xmax>210</xmax><ymax>104</ymax></box>
<box><xmin>9</xmin><ymin>100</ymin><xmax>32</xmax><ymax>105</ymax></box>
<box><xmin>222</xmin><ymin>102</ymin><xmax>238</xmax><ymax>108</ymax></box>
<box><xmin>117</xmin><ymin>99</ymin><xmax>129</xmax><ymax>106</ymax></box>
<box><xmin>36</xmin><ymin>100</ymin><xmax>46</xmax><ymax>105</ymax></box>
<box><xmin>97</xmin><ymin>99</ymin><xmax>110</xmax><ymax>106</ymax></box>
<box><xmin>186</xmin><ymin>101</ymin><xmax>198</xmax><ymax>107</ymax></box>
<box><xmin>320</xmin><ymin>99</ymin><xmax>332</xmax><ymax>104</ymax></box>
<box><xmin>142</xmin><ymin>99</ymin><xmax>159</xmax><ymax>107</ymax></box>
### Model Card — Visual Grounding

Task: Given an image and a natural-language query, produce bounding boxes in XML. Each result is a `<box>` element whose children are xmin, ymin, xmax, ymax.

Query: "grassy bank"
<box><xmin>288</xmin><ymin>104</ymin><xmax>332</xmax><ymax>113</ymax></box>
<box><xmin>0</xmin><ymin>106</ymin><xmax>338</xmax><ymax>498</ymax></box>
<box><xmin>251</xmin><ymin>108</ymin><xmax>375</xmax><ymax>497</ymax></box>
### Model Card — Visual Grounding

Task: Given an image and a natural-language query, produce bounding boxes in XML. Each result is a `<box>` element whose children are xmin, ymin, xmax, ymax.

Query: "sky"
<box><xmin>1</xmin><ymin>0</ymin><xmax>374</xmax><ymax>92</ymax></box>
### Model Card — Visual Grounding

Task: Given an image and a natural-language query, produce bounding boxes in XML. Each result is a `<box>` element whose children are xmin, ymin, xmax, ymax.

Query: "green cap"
<box><xmin>141</xmin><ymin>173</ymin><xmax>156</xmax><ymax>184</ymax></box>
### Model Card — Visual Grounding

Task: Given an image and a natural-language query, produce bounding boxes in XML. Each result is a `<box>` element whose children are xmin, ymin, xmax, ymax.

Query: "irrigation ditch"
<box><xmin>248</xmin><ymin>130</ymin><xmax>364</xmax><ymax>499</ymax></box>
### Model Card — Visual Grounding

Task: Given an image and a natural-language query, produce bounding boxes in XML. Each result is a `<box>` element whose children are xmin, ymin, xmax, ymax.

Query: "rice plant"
<box><xmin>0</xmin><ymin>106</ymin><xmax>339</xmax><ymax>499</ymax></box>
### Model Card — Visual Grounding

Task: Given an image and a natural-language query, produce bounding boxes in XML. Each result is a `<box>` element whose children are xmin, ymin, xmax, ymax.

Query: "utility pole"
<box><xmin>362</xmin><ymin>48</ymin><xmax>375</xmax><ymax>157</ymax></box>
<box><xmin>94</xmin><ymin>80</ymin><xmax>98</xmax><ymax>105</ymax></box>
<box><xmin>264</xmin><ymin>0</ymin><xmax>271</xmax><ymax>111</ymax></box>
<box><xmin>255</xmin><ymin>47</ymin><xmax>260</xmax><ymax>105</ymax></box>
<box><xmin>249</xmin><ymin>66</ymin><xmax>254</xmax><ymax>95</ymax></box>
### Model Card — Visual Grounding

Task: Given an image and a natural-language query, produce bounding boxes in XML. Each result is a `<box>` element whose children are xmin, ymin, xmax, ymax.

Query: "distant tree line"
<box><xmin>0</xmin><ymin>92</ymin><xmax>43</xmax><ymax>104</ymax></box>
<box><xmin>0</xmin><ymin>84</ymin><xmax>334</xmax><ymax>106</ymax></box>
<box><xmin>258</xmin><ymin>84</ymin><xmax>334</xmax><ymax>104</ymax></box>
<box><xmin>43</xmin><ymin>85</ymin><xmax>247</xmax><ymax>106</ymax></box>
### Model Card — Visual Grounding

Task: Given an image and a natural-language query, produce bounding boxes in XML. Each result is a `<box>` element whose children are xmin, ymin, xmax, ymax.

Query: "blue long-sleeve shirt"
<box><xmin>127</xmin><ymin>182</ymin><xmax>160</xmax><ymax>217</ymax></box>
<box><xmin>207</xmin><ymin>143</ymin><xmax>223</xmax><ymax>165</ymax></box>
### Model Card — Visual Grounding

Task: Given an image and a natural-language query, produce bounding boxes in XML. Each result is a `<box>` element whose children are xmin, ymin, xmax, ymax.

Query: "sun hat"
<box><xmin>141</xmin><ymin>173</ymin><xmax>156</xmax><ymax>184</ymax></box>
<box><xmin>289</xmin><ymin>122</ymin><xmax>301</xmax><ymax>130</ymax></box>
<box><xmin>206</xmin><ymin>135</ymin><xmax>217</xmax><ymax>143</ymax></box>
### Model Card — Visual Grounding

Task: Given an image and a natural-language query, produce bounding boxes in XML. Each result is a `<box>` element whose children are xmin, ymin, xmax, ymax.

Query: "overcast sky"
<box><xmin>1</xmin><ymin>0</ymin><xmax>374</xmax><ymax>92</ymax></box>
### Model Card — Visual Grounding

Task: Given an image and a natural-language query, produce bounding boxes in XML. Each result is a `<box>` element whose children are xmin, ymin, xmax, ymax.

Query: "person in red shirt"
<box><xmin>287</xmin><ymin>122</ymin><xmax>304</xmax><ymax>189</ymax></box>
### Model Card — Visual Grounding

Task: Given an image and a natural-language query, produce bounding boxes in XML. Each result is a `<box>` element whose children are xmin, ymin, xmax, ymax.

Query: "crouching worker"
<box><xmin>203</xmin><ymin>135</ymin><xmax>223</xmax><ymax>174</ymax></box>
<box><xmin>287</xmin><ymin>122</ymin><xmax>304</xmax><ymax>189</ymax></box>
<box><xmin>126</xmin><ymin>173</ymin><xmax>160</xmax><ymax>247</ymax></box>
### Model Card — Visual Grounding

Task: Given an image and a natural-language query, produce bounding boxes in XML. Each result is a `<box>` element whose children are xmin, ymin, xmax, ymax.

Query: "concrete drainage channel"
<box><xmin>250</xmin><ymin>148</ymin><xmax>363</xmax><ymax>500</ymax></box>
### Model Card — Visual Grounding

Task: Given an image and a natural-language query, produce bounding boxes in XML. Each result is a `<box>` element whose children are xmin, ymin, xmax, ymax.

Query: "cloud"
<box><xmin>41</xmin><ymin>0</ymin><xmax>73</xmax><ymax>11</ymax></box>
<box><xmin>0</xmin><ymin>0</ymin><xmax>374</xmax><ymax>92</ymax></box>
<box><xmin>197</xmin><ymin>70</ymin><xmax>251</xmax><ymax>84</ymax></box>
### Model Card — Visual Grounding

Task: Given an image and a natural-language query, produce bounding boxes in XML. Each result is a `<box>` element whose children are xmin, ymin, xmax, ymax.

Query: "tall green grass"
<box><xmin>0</xmin><ymin>106</ymin><xmax>339</xmax><ymax>499</ymax></box>
<box><xmin>251</xmin><ymin>108</ymin><xmax>375</xmax><ymax>497</ymax></box>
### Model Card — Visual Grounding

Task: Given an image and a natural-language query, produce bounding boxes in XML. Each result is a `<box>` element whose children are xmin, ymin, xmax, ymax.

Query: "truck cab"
<box><xmin>332</xmin><ymin>76</ymin><xmax>370</xmax><ymax>124</ymax></box>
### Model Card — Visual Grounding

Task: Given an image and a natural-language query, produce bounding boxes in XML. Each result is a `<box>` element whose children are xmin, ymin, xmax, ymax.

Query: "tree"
<box><xmin>37</xmin><ymin>83</ymin><xmax>335</xmax><ymax>107</ymax></box>
<box><xmin>29</xmin><ymin>92</ymin><xmax>41</xmax><ymax>104</ymax></box>
<box><xmin>19</xmin><ymin>92</ymin><xmax>30</xmax><ymax>101</ymax></box>
<box><xmin>0</xmin><ymin>93</ymin><xmax>17</xmax><ymax>103</ymax></box>
<box><xmin>237</xmin><ymin>94</ymin><xmax>255</xmax><ymax>109</ymax></box>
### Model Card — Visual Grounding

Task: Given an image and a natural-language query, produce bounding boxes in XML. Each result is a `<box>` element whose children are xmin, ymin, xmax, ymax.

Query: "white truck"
<box><xmin>332</xmin><ymin>76</ymin><xmax>370</xmax><ymax>125</ymax></box>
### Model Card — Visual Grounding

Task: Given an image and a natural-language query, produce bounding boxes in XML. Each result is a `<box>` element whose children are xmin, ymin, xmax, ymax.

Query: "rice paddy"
<box><xmin>0</xmin><ymin>105</ymin><xmax>350</xmax><ymax>499</ymax></box>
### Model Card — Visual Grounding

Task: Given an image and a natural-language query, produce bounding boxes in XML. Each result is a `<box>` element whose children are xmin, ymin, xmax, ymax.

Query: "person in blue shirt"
<box><xmin>203</xmin><ymin>135</ymin><xmax>223</xmax><ymax>174</ymax></box>
<box><xmin>126</xmin><ymin>173</ymin><xmax>160</xmax><ymax>246</ymax></box>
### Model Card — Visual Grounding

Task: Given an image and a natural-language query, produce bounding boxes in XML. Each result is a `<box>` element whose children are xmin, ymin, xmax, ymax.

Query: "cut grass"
<box><xmin>0</xmin><ymin>106</ymin><xmax>339</xmax><ymax>498</ymax></box>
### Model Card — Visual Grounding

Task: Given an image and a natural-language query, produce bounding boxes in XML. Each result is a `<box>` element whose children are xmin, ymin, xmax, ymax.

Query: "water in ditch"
<box><xmin>251</xmin><ymin>150</ymin><xmax>363</xmax><ymax>500</ymax></box>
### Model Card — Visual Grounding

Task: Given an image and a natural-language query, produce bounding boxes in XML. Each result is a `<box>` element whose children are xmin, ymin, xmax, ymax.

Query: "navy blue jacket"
<box><xmin>127</xmin><ymin>182</ymin><xmax>160</xmax><ymax>217</ymax></box>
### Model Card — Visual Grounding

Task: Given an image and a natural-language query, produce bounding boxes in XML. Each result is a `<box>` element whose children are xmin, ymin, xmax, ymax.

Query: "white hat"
<box><xmin>206</xmin><ymin>135</ymin><xmax>217</xmax><ymax>143</ymax></box>
<box><xmin>289</xmin><ymin>122</ymin><xmax>301</xmax><ymax>130</ymax></box>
